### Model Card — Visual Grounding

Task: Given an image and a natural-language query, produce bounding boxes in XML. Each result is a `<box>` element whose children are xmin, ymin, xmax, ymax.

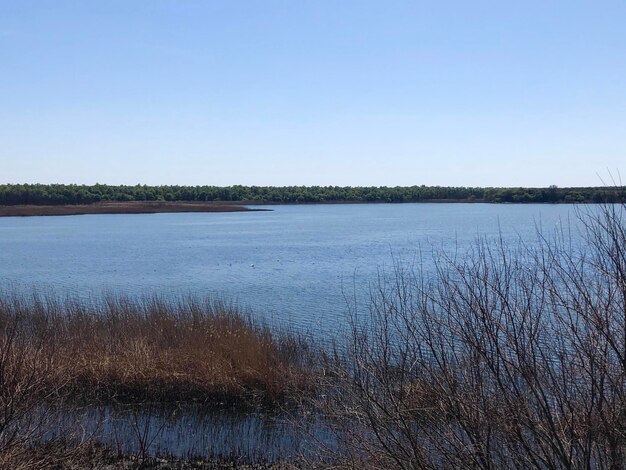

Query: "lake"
<box><xmin>0</xmin><ymin>202</ymin><xmax>594</xmax><ymax>460</ymax></box>
<box><xmin>0</xmin><ymin>203</ymin><xmax>583</xmax><ymax>333</ymax></box>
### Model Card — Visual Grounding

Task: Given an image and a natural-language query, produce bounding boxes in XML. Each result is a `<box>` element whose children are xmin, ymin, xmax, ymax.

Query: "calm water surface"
<box><xmin>0</xmin><ymin>203</ymin><xmax>582</xmax><ymax>332</ymax></box>
<box><xmin>47</xmin><ymin>405</ymin><xmax>323</xmax><ymax>462</ymax></box>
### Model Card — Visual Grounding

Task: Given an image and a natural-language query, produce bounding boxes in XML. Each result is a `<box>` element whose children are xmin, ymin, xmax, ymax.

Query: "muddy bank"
<box><xmin>0</xmin><ymin>201</ymin><xmax>269</xmax><ymax>217</ymax></box>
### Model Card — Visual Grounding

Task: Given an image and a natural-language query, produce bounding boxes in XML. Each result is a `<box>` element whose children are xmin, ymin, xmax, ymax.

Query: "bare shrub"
<box><xmin>0</xmin><ymin>293</ymin><xmax>89</xmax><ymax>468</ymax></box>
<box><xmin>315</xmin><ymin>201</ymin><xmax>626</xmax><ymax>469</ymax></box>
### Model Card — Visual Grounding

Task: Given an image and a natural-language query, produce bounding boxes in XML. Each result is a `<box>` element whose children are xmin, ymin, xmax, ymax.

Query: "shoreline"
<box><xmin>0</xmin><ymin>198</ymin><xmax>603</xmax><ymax>217</ymax></box>
<box><xmin>0</xmin><ymin>201</ymin><xmax>269</xmax><ymax>217</ymax></box>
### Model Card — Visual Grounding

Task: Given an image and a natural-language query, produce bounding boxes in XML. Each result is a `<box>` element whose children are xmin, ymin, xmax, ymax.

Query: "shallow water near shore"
<box><xmin>0</xmin><ymin>203</ymin><xmax>584</xmax><ymax>334</ymax></box>
<box><xmin>44</xmin><ymin>404</ymin><xmax>326</xmax><ymax>463</ymax></box>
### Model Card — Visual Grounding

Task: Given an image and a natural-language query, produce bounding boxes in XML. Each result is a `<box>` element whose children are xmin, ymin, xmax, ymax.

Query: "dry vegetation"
<box><xmin>0</xmin><ymin>201</ymin><xmax>262</xmax><ymax>217</ymax></box>
<box><xmin>0</xmin><ymin>293</ymin><xmax>313</xmax><ymax>467</ymax></box>
<box><xmin>312</xmin><ymin>202</ymin><xmax>626</xmax><ymax>468</ymax></box>
<box><xmin>0</xmin><ymin>294</ymin><xmax>311</xmax><ymax>405</ymax></box>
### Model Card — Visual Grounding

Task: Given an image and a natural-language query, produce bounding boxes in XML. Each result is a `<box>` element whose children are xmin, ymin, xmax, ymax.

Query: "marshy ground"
<box><xmin>0</xmin><ymin>201</ymin><xmax>267</xmax><ymax>217</ymax></box>
<box><xmin>0</xmin><ymin>292</ymin><xmax>316</xmax><ymax>468</ymax></box>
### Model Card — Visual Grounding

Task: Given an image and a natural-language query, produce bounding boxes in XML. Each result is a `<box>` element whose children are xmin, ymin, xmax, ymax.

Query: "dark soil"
<box><xmin>0</xmin><ymin>201</ymin><xmax>269</xmax><ymax>217</ymax></box>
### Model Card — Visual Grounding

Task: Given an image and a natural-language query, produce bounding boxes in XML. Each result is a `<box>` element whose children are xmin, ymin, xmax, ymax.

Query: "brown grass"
<box><xmin>0</xmin><ymin>291</ymin><xmax>314</xmax><ymax>466</ymax></box>
<box><xmin>0</xmin><ymin>292</ymin><xmax>311</xmax><ymax>405</ymax></box>
<box><xmin>0</xmin><ymin>201</ymin><xmax>268</xmax><ymax>217</ymax></box>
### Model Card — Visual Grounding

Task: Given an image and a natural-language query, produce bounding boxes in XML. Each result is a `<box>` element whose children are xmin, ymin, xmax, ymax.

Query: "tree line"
<box><xmin>0</xmin><ymin>183</ymin><xmax>624</xmax><ymax>205</ymax></box>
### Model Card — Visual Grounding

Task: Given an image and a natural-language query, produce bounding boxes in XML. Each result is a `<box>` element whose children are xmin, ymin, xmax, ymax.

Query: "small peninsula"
<box><xmin>0</xmin><ymin>200</ymin><xmax>266</xmax><ymax>217</ymax></box>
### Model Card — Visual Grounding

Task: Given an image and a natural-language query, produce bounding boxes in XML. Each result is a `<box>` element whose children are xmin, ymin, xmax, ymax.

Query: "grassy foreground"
<box><xmin>0</xmin><ymin>292</ymin><xmax>313</xmax><ymax>468</ymax></box>
<box><xmin>0</xmin><ymin>293</ymin><xmax>311</xmax><ymax>405</ymax></box>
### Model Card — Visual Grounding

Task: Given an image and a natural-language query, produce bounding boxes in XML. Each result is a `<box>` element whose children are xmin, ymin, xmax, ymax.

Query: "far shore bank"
<box><xmin>2</xmin><ymin>198</ymin><xmax>609</xmax><ymax>217</ymax></box>
<box><xmin>0</xmin><ymin>201</ymin><xmax>269</xmax><ymax>217</ymax></box>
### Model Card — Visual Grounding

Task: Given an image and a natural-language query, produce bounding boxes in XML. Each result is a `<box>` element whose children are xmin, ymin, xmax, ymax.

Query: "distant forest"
<box><xmin>1</xmin><ymin>184</ymin><xmax>625</xmax><ymax>205</ymax></box>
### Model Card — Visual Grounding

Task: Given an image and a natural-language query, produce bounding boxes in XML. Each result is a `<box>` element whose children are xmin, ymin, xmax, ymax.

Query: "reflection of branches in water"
<box><xmin>128</xmin><ymin>403</ymin><xmax>173</xmax><ymax>466</ymax></box>
<box><xmin>57</xmin><ymin>404</ymin><xmax>310</xmax><ymax>463</ymax></box>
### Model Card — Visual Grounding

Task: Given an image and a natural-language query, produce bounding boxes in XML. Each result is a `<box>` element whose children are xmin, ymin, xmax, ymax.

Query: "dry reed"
<box><xmin>0</xmin><ymin>293</ymin><xmax>312</xmax><ymax>406</ymax></box>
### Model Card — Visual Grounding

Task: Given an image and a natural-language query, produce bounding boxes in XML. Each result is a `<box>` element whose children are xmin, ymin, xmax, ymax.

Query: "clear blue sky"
<box><xmin>1</xmin><ymin>1</ymin><xmax>624</xmax><ymax>187</ymax></box>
